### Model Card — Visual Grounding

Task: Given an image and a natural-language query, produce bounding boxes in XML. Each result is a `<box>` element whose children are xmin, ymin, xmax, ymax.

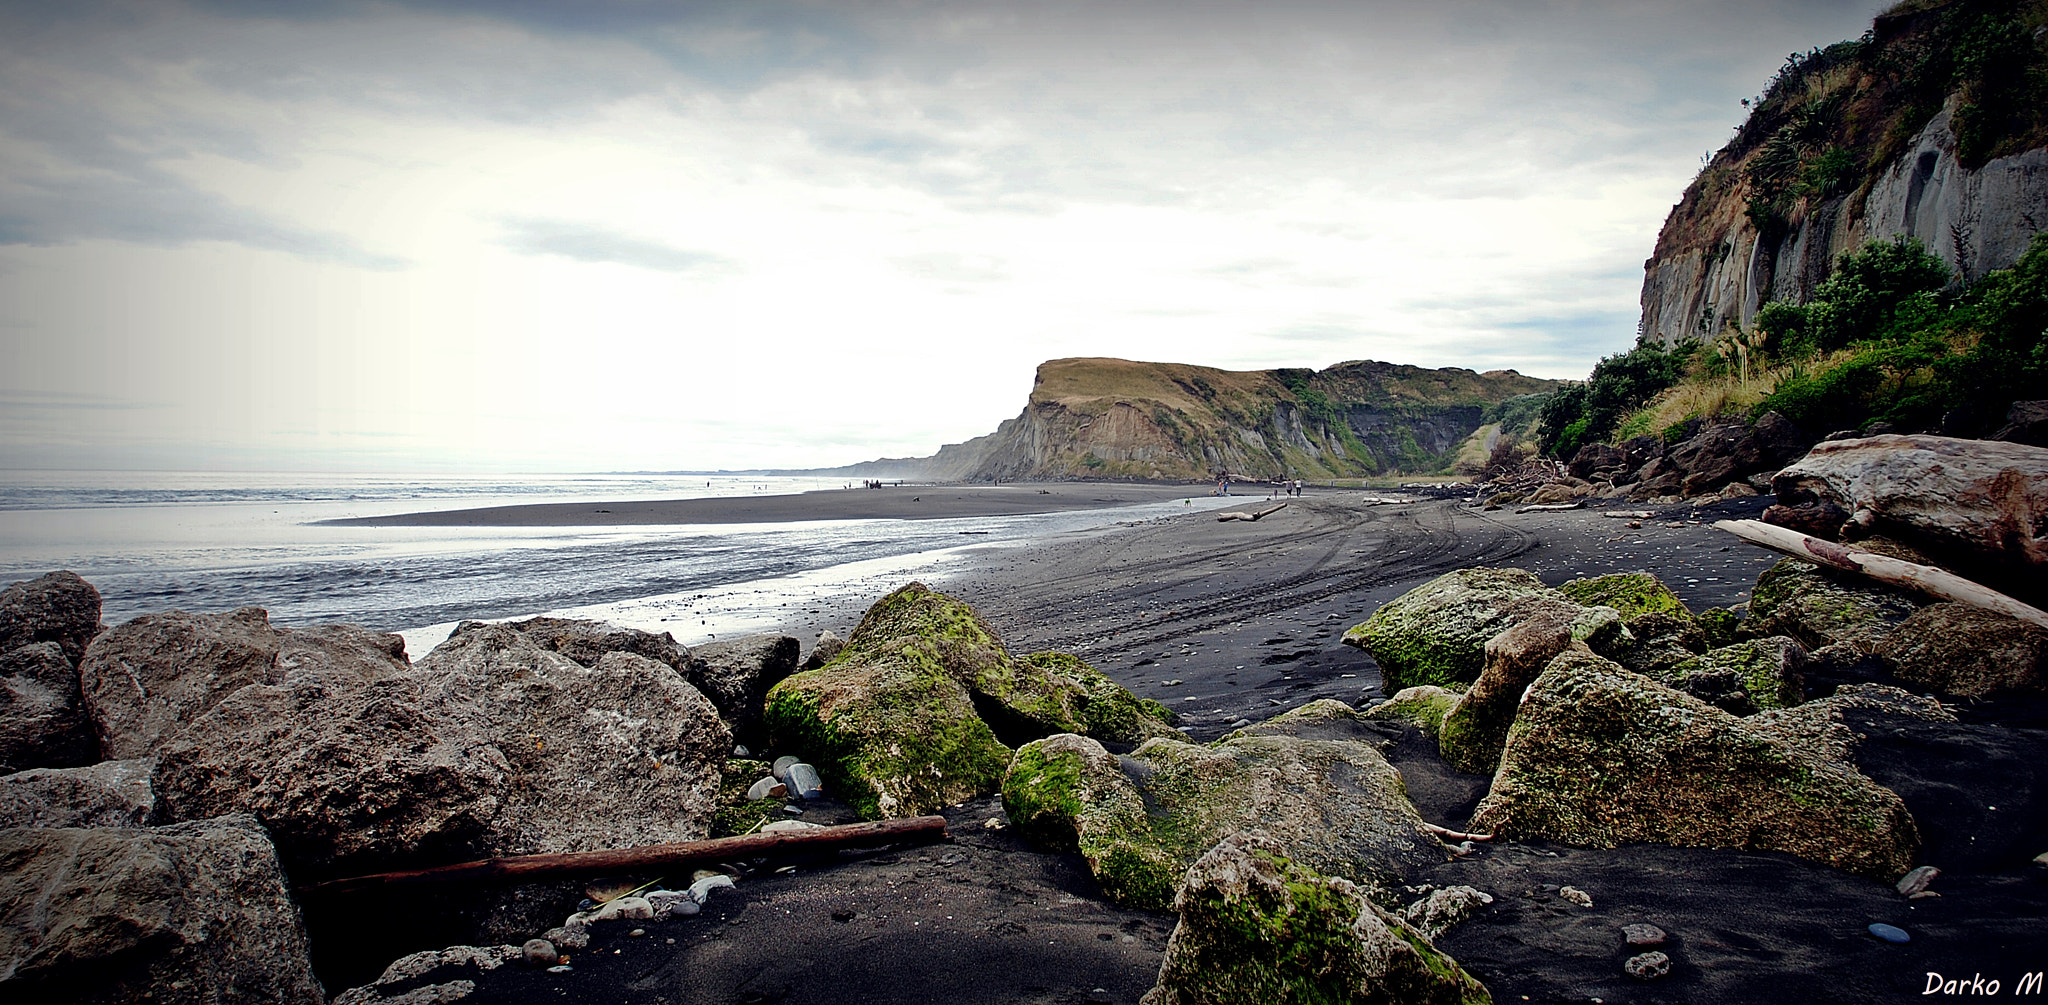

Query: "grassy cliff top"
<box><xmin>1030</xmin><ymin>357</ymin><xmax>1557</xmax><ymax>413</ymax></box>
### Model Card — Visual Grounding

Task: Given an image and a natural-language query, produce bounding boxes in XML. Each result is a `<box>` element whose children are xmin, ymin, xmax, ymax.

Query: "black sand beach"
<box><xmin>338</xmin><ymin>489</ymin><xmax>2048</xmax><ymax>1005</ymax></box>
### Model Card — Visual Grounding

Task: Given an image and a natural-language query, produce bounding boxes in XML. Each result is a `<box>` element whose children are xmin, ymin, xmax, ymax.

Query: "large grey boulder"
<box><xmin>0</xmin><ymin>759</ymin><xmax>155</xmax><ymax>829</ymax></box>
<box><xmin>417</xmin><ymin>625</ymin><xmax>729</xmax><ymax>856</ymax></box>
<box><xmin>1742</xmin><ymin>558</ymin><xmax>1921</xmax><ymax>650</ymax></box>
<box><xmin>80</xmin><ymin>609</ymin><xmax>407</xmax><ymax>760</ymax></box>
<box><xmin>0</xmin><ymin>814</ymin><xmax>323</xmax><ymax>1005</ymax></box>
<box><xmin>1470</xmin><ymin>649</ymin><xmax>1918</xmax><ymax>879</ymax></box>
<box><xmin>1341</xmin><ymin>569</ymin><xmax>1616</xmax><ymax>691</ymax></box>
<box><xmin>689</xmin><ymin>633</ymin><xmax>800</xmax><ymax>739</ymax></box>
<box><xmin>0</xmin><ymin>643</ymin><xmax>96</xmax><ymax>774</ymax></box>
<box><xmin>1140</xmin><ymin>831</ymin><xmax>1491</xmax><ymax>1005</ymax></box>
<box><xmin>1878</xmin><ymin>603</ymin><xmax>2048</xmax><ymax>697</ymax></box>
<box><xmin>152</xmin><ymin>673</ymin><xmax>511</xmax><ymax>878</ymax></box>
<box><xmin>1766</xmin><ymin>434</ymin><xmax>2048</xmax><ymax>587</ymax></box>
<box><xmin>0</xmin><ymin>571</ymin><xmax>101</xmax><ymax>666</ymax></box>
<box><xmin>466</xmin><ymin>616</ymin><xmax>688</xmax><ymax>675</ymax></box>
<box><xmin>1003</xmin><ymin>702</ymin><xmax>1447</xmax><ymax>912</ymax></box>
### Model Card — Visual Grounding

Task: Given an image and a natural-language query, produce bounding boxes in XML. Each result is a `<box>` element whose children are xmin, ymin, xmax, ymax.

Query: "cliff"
<box><xmin>1641</xmin><ymin>0</ymin><xmax>2048</xmax><ymax>346</ymax></box>
<box><xmin>889</xmin><ymin>357</ymin><xmax>1557</xmax><ymax>482</ymax></box>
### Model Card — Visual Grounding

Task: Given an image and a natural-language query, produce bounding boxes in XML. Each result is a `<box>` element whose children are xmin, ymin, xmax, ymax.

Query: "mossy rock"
<box><xmin>1662</xmin><ymin>636</ymin><xmax>1808</xmax><ymax>714</ymax></box>
<box><xmin>1470</xmin><ymin>649</ymin><xmax>1917</xmax><ymax>879</ymax></box>
<box><xmin>1363</xmin><ymin>687</ymin><xmax>1460</xmax><ymax>737</ymax></box>
<box><xmin>1010</xmin><ymin>651</ymin><xmax>1185</xmax><ymax>744</ymax></box>
<box><xmin>1141</xmin><ymin>831</ymin><xmax>1492</xmax><ymax>1005</ymax></box>
<box><xmin>1878</xmin><ymin>603</ymin><xmax>2048</xmax><ymax>698</ymax></box>
<box><xmin>1438</xmin><ymin>613</ymin><xmax>1577</xmax><ymax>775</ymax></box>
<box><xmin>765</xmin><ymin>649</ymin><xmax>1009</xmax><ymax>820</ymax></box>
<box><xmin>710</xmin><ymin>758</ymin><xmax>780</xmax><ymax>837</ymax></box>
<box><xmin>1559</xmin><ymin>571</ymin><xmax>1690</xmax><ymax>620</ymax></box>
<box><xmin>1745</xmin><ymin>558</ymin><xmax>1920</xmax><ymax>650</ymax></box>
<box><xmin>1341</xmin><ymin>569</ymin><xmax>1571</xmax><ymax>691</ymax></box>
<box><xmin>1003</xmin><ymin>719</ymin><xmax>1446</xmax><ymax>912</ymax></box>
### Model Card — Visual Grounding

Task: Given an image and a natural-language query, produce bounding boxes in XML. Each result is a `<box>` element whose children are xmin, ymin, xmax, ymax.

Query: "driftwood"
<box><xmin>1516</xmin><ymin>502</ymin><xmax>1584</xmax><ymax>513</ymax></box>
<box><xmin>1216</xmin><ymin>502</ymin><xmax>1288</xmax><ymax>522</ymax></box>
<box><xmin>1421</xmin><ymin>821</ymin><xmax>1494</xmax><ymax>842</ymax></box>
<box><xmin>1713</xmin><ymin>519</ymin><xmax>2048</xmax><ymax>630</ymax></box>
<box><xmin>302</xmin><ymin>815</ymin><xmax>948</xmax><ymax>898</ymax></box>
<box><xmin>1603</xmin><ymin>510</ymin><xmax>1653</xmax><ymax>519</ymax></box>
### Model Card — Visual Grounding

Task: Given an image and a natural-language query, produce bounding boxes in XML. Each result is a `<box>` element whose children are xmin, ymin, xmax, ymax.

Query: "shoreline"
<box><xmin>316</xmin><ymin>482</ymin><xmax>1218</xmax><ymax>528</ymax></box>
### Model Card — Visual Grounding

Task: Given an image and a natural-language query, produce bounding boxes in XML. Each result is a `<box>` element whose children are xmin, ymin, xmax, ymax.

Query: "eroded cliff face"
<box><xmin>1640</xmin><ymin>1</ymin><xmax>2048</xmax><ymax>346</ymax></box>
<box><xmin>911</xmin><ymin>357</ymin><xmax>1554</xmax><ymax>482</ymax></box>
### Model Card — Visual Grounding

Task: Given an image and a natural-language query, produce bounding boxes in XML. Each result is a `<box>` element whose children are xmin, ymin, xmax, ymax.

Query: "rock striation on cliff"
<box><xmin>1640</xmin><ymin>2</ymin><xmax>2048</xmax><ymax>346</ymax></box>
<box><xmin>902</xmin><ymin>357</ymin><xmax>1555</xmax><ymax>482</ymax></box>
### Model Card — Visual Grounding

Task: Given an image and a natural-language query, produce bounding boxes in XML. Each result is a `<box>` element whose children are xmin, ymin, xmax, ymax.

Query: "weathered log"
<box><xmin>1216</xmin><ymin>502</ymin><xmax>1288</xmax><ymax>522</ymax></box>
<box><xmin>1420</xmin><ymin>821</ymin><xmax>1494</xmax><ymax>842</ymax></box>
<box><xmin>1602</xmin><ymin>510</ymin><xmax>1653</xmax><ymax>519</ymax></box>
<box><xmin>301</xmin><ymin>815</ymin><xmax>948</xmax><ymax>898</ymax></box>
<box><xmin>1516</xmin><ymin>502</ymin><xmax>1583</xmax><ymax>513</ymax></box>
<box><xmin>1713</xmin><ymin>519</ymin><xmax>2048</xmax><ymax>630</ymax></box>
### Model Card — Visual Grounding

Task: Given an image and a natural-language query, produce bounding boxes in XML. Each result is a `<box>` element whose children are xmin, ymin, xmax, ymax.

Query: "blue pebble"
<box><xmin>1867</xmin><ymin>923</ymin><xmax>1911</xmax><ymax>944</ymax></box>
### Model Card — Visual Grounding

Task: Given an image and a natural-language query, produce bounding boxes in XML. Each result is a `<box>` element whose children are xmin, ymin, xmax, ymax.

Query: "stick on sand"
<box><xmin>1713</xmin><ymin>519</ymin><xmax>2048</xmax><ymax>630</ymax></box>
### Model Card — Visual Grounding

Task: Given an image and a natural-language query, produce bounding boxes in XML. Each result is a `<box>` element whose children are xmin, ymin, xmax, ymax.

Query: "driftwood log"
<box><xmin>1516</xmin><ymin>502</ymin><xmax>1583</xmax><ymax>513</ymax></box>
<box><xmin>1714</xmin><ymin>519</ymin><xmax>2048</xmax><ymax>630</ymax></box>
<box><xmin>302</xmin><ymin>815</ymin><xmax>948</xmax><ymax>898</ymax></box>
<box><xmin>1216</xmin><ymin>502</ymin><xmax>1288</xmax><ymax>522</ymax></box>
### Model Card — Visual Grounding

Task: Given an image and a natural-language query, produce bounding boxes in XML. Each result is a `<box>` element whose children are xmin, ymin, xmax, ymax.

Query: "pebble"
<box><xmin>2033</xmin><ymin>851</ymin><xmax>2048</xmax><ymax>867</ymax></box>
<box><xmin>548</xmin><ymin>964</ymin><xmax>573</xmax><ymax>973</ymax></box>
<box><xmin>1559</xmin><ymin>886</ymin><xmax>1593</xmax><ymax>908</ymax></box>
<box><xmin>786</xmin><ymin>762</ymin><xmax>825</xmax><ymax>799</ymax></box>
<box><xmin>783</xmin><ymin>804</ymin><xmax>805</xmax><ymax>814</ymax></box>
<box><xmin>588</xmin><ymin>896</ymin><xmax>654</xmax><ymax>923</ymax></box>
<box><xmin>689</xmin><ymin>874</ymin><xmax>736</xmax><ymax>904</ymax></box>
<box><xmin>646</xmin><ymin>890</ymin><xmax>691</xmax><ymax>917</ymax></box>
<box><xmin>670</xmin><ymin>899</ymin><xmax>701</xmax><ymax>917</ymax></box>
<box><xmin>1868</xmin><ymin>923</ymin><xmax>1911</xmax><ymax>944</ymax></box>
<box><xmin>628</xmin><ymin>928</ymin><xmax>646</xmax><ymax>938</ymax></box>
<box><xmin>522</xmin><ymin>938</ymin><xmax>559</xmax><ymax>967</ymax></box>
<box><xmin>1228</xmin><ymin>718</ymin><xmax>1251</xmax><ymax>729</ymax></box>
<box><xmin>1624</xmin><ymin>951</ymin><xmax>1671</xmax><ymax>980</ymax></box>
<box><xmin>733</xmin><ymin>744</ymin><xmax>750</xmax><ymax>757</ymax></box>
<box><xmin>762</xmin><ymin>819</ymin><xmax>826</xmax><ymax>833</ymax></box>
<box><xmin>544</xmin><ymin>925</ymin><xmax>589</xmax><ymax>950</ymax></box>
<box><xmin>1895</xmin><ymin>865</ymin><xmax>1940</xmax><ymax>896</ymax></box>
<box><xmin>772</xmin><ymin>755</ymin><xmax>801</xmax><ymax>781</ymax></box>
<box><xmin>746</xmin><ymin>776</ymin><xmax>788</xmax><ymax>801</ymax></box>
<box><xmin>1621</xmin><ymin>923</ymin><xmax>1666</xmax><ymax>946</ymax></box>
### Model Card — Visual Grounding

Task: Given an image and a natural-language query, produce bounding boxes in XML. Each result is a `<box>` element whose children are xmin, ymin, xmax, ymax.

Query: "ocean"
<box><xmin>0</xmin><ymin>470</ymin><xmax>1227</xmax><ymax>657</ymax></box>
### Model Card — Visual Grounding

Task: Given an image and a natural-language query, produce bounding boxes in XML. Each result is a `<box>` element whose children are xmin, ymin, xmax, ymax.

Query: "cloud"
<box><xmin>497</xmin><ymin>218</ymin><xmax>734</xmax><ymax>273</ymax></box>
<box><xmin>892</xmin><ymin>252</ymin><xmax>1008</xmax><ymax>283</ymax></box>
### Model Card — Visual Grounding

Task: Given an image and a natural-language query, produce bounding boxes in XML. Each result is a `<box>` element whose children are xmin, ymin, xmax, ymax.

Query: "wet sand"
<box><xmin>319</xmin><ymin>482</ymin><xmax>1209</xmax><ymax>527</ymax></box>
<box><xmin>372</xmin><ymin>491</ymin><xmax>2047</xmax><ymax>1005</ymax></box>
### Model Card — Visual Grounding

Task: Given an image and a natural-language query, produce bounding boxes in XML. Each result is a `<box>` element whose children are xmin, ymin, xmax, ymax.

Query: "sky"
<box><xmin>0</xmin><ymin>0</ymin><xmax>1885</xmax><ymax>473</ymax></box>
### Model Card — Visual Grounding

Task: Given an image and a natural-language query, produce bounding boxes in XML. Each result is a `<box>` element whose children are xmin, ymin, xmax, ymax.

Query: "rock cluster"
<box><xmin>1478</xmin><ymin>411</ymin><xmax>1812</xmax><ymax>507</ymax></box>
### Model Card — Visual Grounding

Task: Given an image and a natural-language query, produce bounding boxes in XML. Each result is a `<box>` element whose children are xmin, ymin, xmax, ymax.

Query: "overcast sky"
<box><xmin>0</xmin><ymin>0</ymin><xmax>1883</xmax><ymax>473</ymax></box>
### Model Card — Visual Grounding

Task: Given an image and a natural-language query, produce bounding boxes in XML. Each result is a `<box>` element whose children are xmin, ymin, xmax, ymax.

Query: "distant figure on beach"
<box><xmin>1214</xmin><ymin>473</ymin><xmax>1230</xmax><ymax>496</ymax></box>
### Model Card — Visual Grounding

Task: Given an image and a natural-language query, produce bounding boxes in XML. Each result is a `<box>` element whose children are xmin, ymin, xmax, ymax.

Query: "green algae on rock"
<box><xmin>1878</xmin><ymin>603</ymin><xmax>2048</xmax><ymax>698</ymax></box>
<box><xmin>1007</xmin><ymin>651</ymin><xmax>1185</xmax><ymax>744</ymax></box>
<box><xmin>1438</xmin><ymin>613</ymin><xmax>1578</xmax><ymax>775</ymax></box>
<box><xmin>1659</xmin><ymin>636</ymin><xmax>1808</xmax><ymax>714</ymax></box>
<box><xmin>1470</xmin><ymin>649</ymin><xmax>1919</xmax><ymax>880</ymax></box>
<box><xmin>1363</xmin><ymin>686</ymin><xmax>1461</xmax><ymax>737</ymax></box>
<box><xmin>1140</xmin><ymin>831</ymin><xmax>1491</xmax><ymax>1005</ymax></box>
<box><xmin>1744</xmin><ymin>558</ymin><xmax>1921</xmax><ymax>649</ymax></box>
<box><xmin>1003</xmin><ymin>703</ymin><xmax>1447</xmax><ymax>912</ymax></box>
<box><xmin>1559</xmin><ymin>571</ymin><xmax>1691</xmax><ymax>620</ymax></box>
<box><xmin>1341</xmin><ymin>569</ymin><xmax>1573</xmax><ymax>690</ymax></box>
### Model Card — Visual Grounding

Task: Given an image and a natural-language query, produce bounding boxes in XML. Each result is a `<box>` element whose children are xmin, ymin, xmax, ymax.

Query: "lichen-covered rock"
<box><xmin>1342</xmin><ymin>569</ymin><xmax>1574</xmax><ymax>690</ymax></box>
<box><xmin>1364</xmin><ymin>686</ymin><xmax>1460</xmax><ymax>736</ymax></box>
<box><xmin>1749</xmin><ymin>684</ymin><xmax>1955</xmax><ymax>765</ymax></box>
<box><xmin>1615</xmin><ymin>610</ymin><xmax>1715</xmax><ymax>680</ymax></box>
<box><xmin>1559</xmin><ymin>572</ymin><xmax>1690</xmax><ymax>620</ymax></box>
<box><xmin>1403</xmin><ymin>885</ymin><xmax>1496</xmax><ymax>941</ymax></box>
<box><xmin>475</xmin><ymin>615</ymin><xmax>689</xmax><ymax>674</ymax></box>
<box><xmin>1743</xmin><ymin>558</ymin><xmax>1921</xmax><ymax>650</ymax></box>
<box><xmin>689</xmin><ymin>634</ymin><xmax>801</xmax><ymax>739</ymax></box>
<box><xmin>1470</xmin><ymin>649</ymin><xmax>1918</xmax><ymax>879</ymax></box>
<box><xmin>1660</xmin><ymin>636</ymin><xmax>1808</xmax><ymax>715</ymax></box>
<box><xmin>0</xmin><ymin>571</ymin><xmax>102</xmax><ymax>667</ymax></box>
<box><xmin>1438</xmin><ymin>614</ymin><xmax>1577</xmax><ymax>774</ymax></box>
<box><xmin>1011</xmin><ymin>651</ymin><xmax>1183</xmax><ymax>744</ymax></box>
<box><xmin>0</xmin><ymin>759</ymin><xmax>156</xmax><ymax>829</ymax></box>
<box><xmin>332</xmin><ymin>944</ymin><xmax>522</xmax><ymax>1005</ymax></box>
<box><xmin>0</xmin><ymin>814</ymin><xmax>323</xmax><ymax>1005</ymax></box>
<box><xmin>417</xmin><ymin>626</ymin><xmax>729</xmax><ymax>856</ymax></box>
<box><xmin>1878</xmin><ymin>603</ymin><xmax>2048</xmax><ymax>697</ymax></box>
<box><xmin>1140</xmin><ymin>831</ymin><xmax>1491</xmax><ymax>1005</ymax></box>
<box><xmin>1003</xmin><ymin>711</ymin><xmax>1446</xmax><ymax>911</ymax></box>
<box><xmin>152</xmin><ymin>671</ymin><xmax>511</xmax><ymax>878</ymax></box>
<box><xmin>0</xmin><ymin>642</ymin><xmax>96</xmax><ymax>773</ymax></box>
<box><xmin>81</xmin><ymin>609</ymin><xmax>408</xmax><ymax>760</ymax></box>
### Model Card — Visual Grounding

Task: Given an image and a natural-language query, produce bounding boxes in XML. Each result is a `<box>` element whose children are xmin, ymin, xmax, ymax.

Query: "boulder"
<box><xmin>689</xmin><ymin>633</ymin><xmax>800</xmax><ymax>740</ymax></box>
<box><xmin>1139</xmin><ymin>831</ymin><xmax>1491</xmax><ymax>1005</ymax></box>
<box><xmin>151</xmin><ymin>672</ymin><xmax>511</xmax><ymax>878</ymax></box>
<box><xmin>1003</xmin><ymin>651</ymin><xmax>1183</xmax><ymax>745</ymax></box>
<box><xmin>0</xmin><ymin>642</ymin><xmax>96</xmax><ymax>773</ymax></box>
<box><xmin>1438</xmin><ymin>613</ymin><xmax>1576</xmax><ymax>775</ymax></box>
<box><xmin>1742</xmin><ymin>558</ymin><xmax>1921</xmax><ymax>650</ymax></box>
<box><xmin>1363</xmin><ymin>686</ymin><xmax>1460</xmax><ymax>736</ymax></box>
<box><xmin>80</xmin><ymin>609</ymin><xmax>407</xmax><ymax>760</ymax></box>
<box><xmin>1526</xmin><ymin>481</ymin><xmax>1590</xmax><ymax>505</ymax></box>
<box><xmin>1747</xmin><ymin>684</ymin><xmax>1955</xmax><ymax>765</ymax></box>
<box><xmin>416</xmin><ymin>627</ymin><xmax>729</xmax><ymax>856</ymax></box>
<box><xmin>0</xmin><ymin>759</ymin><xmax>155</xmax><ymax>829</ymax></box>
<box><xmin>1566</xmin><ymin>442</ymin><xmax>1624</xmax><ymax>481</ymax></box>
<box><xmin>0</xmin><ymin>571</ymin><xmax>102</xmax><ymax>666</ymax></box>
<box><xmin>1003</xmin><ymin>704</ymin><xmax>1447</xmax><ymax>912</ymax></box>
<box><xmin>1659</xmin><ymin>636</ymin><xmax>1808</xmax><ymax>715</ymax></box>
<box><xmin>1668</xmin><ymin>422</ymin><xmax>1751</xmax><ymax>497</ymax></box>
<box><xmin>1403</xmin><ymin>885</ymin><xmax>1497</xmax><ymax>941</ymax></box>
<box><xmin>1766</xmin><ymin>434</ymin><xmax>2048</xmax><ymax>588</ymax></box>
<box><xmin>477</xmin><ymin>615</ymin><xmax>688</xmax><ymax>674</ymax></box>
<box><xmin>1614</xmin><ymin>611</ymin><xmax>1714</xmax><ymax>680</ymax></box>
<box><xmin>1557</xmin><ymin>571</ymin><xmax>1689</xmax><ymax>620</ymax></box>
<box><xmin>800</xmin><ymin>629</ymin><xmax>847</xmax><ymax>671</ymax></box>
<box><xmin>0</xmin><ymin>814</ymin><xmax>322</xmax><ymax>1005</ymax></box>
<box><xmin>332</xmin><ymin>945</ymin><xmax>522</xmax><ymax>1005</ymax></box>
<box><xmin>1989</xmin><ymin>399</ymin><xmax>2048</xmax><ymax>447</ymax></box>
<box><xmin>1341</xmin><ymin>569</ymin><xmax>1572</xmax><ymax>690</ymax></box>
<box><xmin>1878</xmin><ymin>603</ymin><xmax>2048</xmax><ymax>697</ymax></box>
<box><xmin>1470</xmin><ymin>649</ymin><xmax>1919</xmax><ymax>879</ymax></box>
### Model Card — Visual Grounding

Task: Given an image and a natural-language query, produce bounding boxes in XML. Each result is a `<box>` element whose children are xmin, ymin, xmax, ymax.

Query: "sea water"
<box><xmin>0</xmin><ymin>470</ymin><xmax>1228</xmax><ymax>656</ymax></box>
